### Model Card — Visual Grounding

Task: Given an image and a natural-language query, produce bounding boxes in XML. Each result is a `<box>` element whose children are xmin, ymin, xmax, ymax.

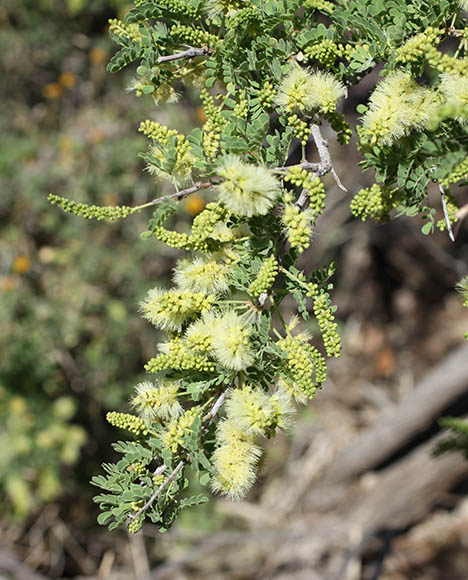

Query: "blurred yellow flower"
<box><xmin>43</xmin><ymin>83</ymin><xmax>63</xmax><ymax>99</ymax></box>
<box><xmin>89</xmin><ymin>46</ymin><xmax>108</xmax><ymax>65</ymax></box>
<box><xmin>185</xmin><ymin>194</ymin><xmax>205</xmax><ymax>215</ymax></box>
<box><xmin>59</xmin><ymin>72</ymin><xmax>77</xmax><ymax>88</ymax></box>
<box><xmin>12</xmin><ymin>255</ymin><xmax>31</xmax><ymax>274</ymax></box>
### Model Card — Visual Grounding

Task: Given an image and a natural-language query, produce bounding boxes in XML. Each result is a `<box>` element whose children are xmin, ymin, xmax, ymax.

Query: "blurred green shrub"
<box><xmin>0</xmin><ymin>0</ymin><xmax>199</xmax><ymax>519</ymax></box>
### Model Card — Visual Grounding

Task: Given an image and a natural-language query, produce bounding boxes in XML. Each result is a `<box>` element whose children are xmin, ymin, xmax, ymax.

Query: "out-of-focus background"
<box><xmin>1</xmin><ymin>2</ymin><xmax>468</xmax><ymax>578</ymax></box>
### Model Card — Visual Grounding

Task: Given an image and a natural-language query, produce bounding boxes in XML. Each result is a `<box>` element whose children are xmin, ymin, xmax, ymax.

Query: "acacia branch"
<box><xmin>128</xmin><ymin>391</ymin><xmax>227</xmax><ymax>524</ymax></box>
<box><xmin>158</xmin><ymin>47</ymin><xmax>213</xmax><ymax>64</ymax></box>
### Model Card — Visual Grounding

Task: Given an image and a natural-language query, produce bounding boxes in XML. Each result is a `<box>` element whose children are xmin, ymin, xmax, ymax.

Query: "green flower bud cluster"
<box><xmin>313</xmin><ymin>291</ymin><xmax>341</xmax><ymax>357</ymax></box>
<box><xmin>233</xmin><ymin>94</ymin><xmax>249</xmax><ymax>119</ymax></box>
<box><xmin>326</xmin><ymin>111</ymin><xmax>352</xmax><ymax>145</ymax></box>
<box><xmin>109</xmin><ymin>19</ymin><xmax>143</xmax><ymax>44</ymax></box>
<box><xmin>343</xmin><ymin>43</ymin><xmax>373</xmax><ymax>62</ymax></box>
<box><xmin>248</xmin><ymin>255</ymin><xmax>279</xmax><ymax>297</ymax></box>
<box><xmin>191</xmin><ymin>202</ymin><xmax>231</xmax><ymax>242</ymax></box>
<box><xmin>128</xmin><ymin>514</ymin><xmax>144</xmax><ymax>534</ymax></box>
<box><xmin>304</xmin><ymin>39</ymin><xmax>343</xmax><ymax>68</ymax></box>
<box><xmin>278</xmin><ymin>334</ymin><xmax>327</xmax><ymax>398</ymax></box>
<box><xmin>139</xmin><ymin>120</ymin><xmax>180</xmax><ymax>142</ymax></box>
<box><xmin>106</xmin><ymin>412</ymin><xmax>148</xmax><ymax>436</ymax></box>
<box><xmin>440</xmin><ymin>158</ymin><xmax>468</xmax><ymax>187</ymax></box>
<box><xmin>164</xmin><ymin>408</ymin><xmax>199</xmax><ymax>453</ymax></box>
<box><xmin>350</xmin><ymin>184</ymin><xmax>395</xmax><ymax>223</ymax></box>
<box><xmin>425</xmin><ymin>51</ymin><xmax>468</xmax><ymax>76</ymax></box>
<box><xmin>129</xmin><ymin>462</ymin><xmax>150</xmax><ymax>478</ymax></box>
<box><xmin>304</xmin><ymin>0</ymin><xmax>334</xmax><ymax>13</ymax></box>
<box><xmin>139</xmin><ymin>120</ymin><xmax>193</xmax><ymax>183</ymax></box>
<box><xmin>395</xmin><ymin>27</ymin><xmax>442</xmax><ymax>64</ymax></box>
<box><xmin>288</xmin><ymin>115</ymin><xmax>309</xmax><ymax>145</ymax></box>
<box><xmin>48</xmin><ymin>194</ymin><xmax>136</xmax><ymax>221</ymax></box>
<box><xmin>153</xmin><ymin>226</ymin><xmax>192</xmax><ymax>250</ymax></box>
<box><xmin>134</xmin><ymin>0</ymin><xmax>197</xmax><ymax>17</ymax></box>
<box><xmin>307</xmin><ymin>177</ymin><xmax>326</xmax><ymax>219</ymax></box>
<box><xmin>154</xmin><ymin>203</ymin><xmax>231</xmax><ymax>252</ymax></box>
<box><xmin>258</xmin><ymin>81</ymin><xmax>276</xmax><ymax>109</ymax></box>
<box><xmin>226</xmin><ymin>5</ymin><xmax>259</xmax><ymax>29</ymax></box>
<box><xmin>437</xmin><ymin>197</ymin><xmax>459</xmax><ymax>231</ymax></box>
<box><xmin>281</xmin><ymin>204</ymin><xmax>313</xmax><ymax>252</ymax></box>
<box><xmin>284</xmin><ymin>168</ymin><xmax>326</xmax><ymax>220</ymax></box>
<box><xmin>170</xmin><ymin>24</ymin><xmax>219</xmax><ymax>47</ymax></box>
<box><xmin>145</xmin><ymin>338</ymin><xmax>215</xmax><ymax>373</ymax></box>
<box><xmin>201</xmin><ymin>90</ymin><xmax>226</xmax><ymax>160</ymax></box>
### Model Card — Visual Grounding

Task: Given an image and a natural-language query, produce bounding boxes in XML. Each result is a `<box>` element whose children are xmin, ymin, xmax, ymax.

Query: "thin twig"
<box><xmin>310</xmin><ymin>124</ymin><xmax>348</xmax><ymax>192</ymax></box>
<box><xmin>438</xmin><ymin>183</ymin><xmax>455</xmax><ymax>242</ymax></box>
<box><xmin>158</xmin><ymin>47</ymin><xmax>212</xmax><ymax>63</ymax></box>
<box><xmin>205</xmin><ymin>391</ymin><xmax>226</xmax><ymax>424</ymax></box>
<box><xmin>134</xmin><ymin>181</ymin><xmax>213</xmax><ymax>211</ymax></box>
<box><xmin>273</xmin><ymin>161</ymin><xmax>320</xmax><ymax>174</ymax></box>
<box><xmin>130</xmin><ymin>460</ymin><xmax>186</xmax><ymax>523</ymax></box>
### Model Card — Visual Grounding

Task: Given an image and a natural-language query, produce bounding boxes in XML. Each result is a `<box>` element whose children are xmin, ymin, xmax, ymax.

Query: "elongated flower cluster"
<box><xmin>360</xmin><ymin>72</ymin><xmax>438</xmax><ymax>146</ymax></box>
<box><xmin>281</xmin><ymin>204</ymin><xmax>314</xmax><ymax>252</ymax></box>
<box><xmin>216</xmin><ymin>155</ymin><xmax>281</xmax><ymax>217</ymax></box>
<box><xmin>277</xmin><ymin>334</ymin><xmax>327</xmax><ymax>398</ymax></box>
<box><xmin>106</xmin><ymin>412</ymin><xmax>148</xmax><ymax>436</ymax></box>
<box><xmin>248</xmin><ymin>256</ymin><xmax>279</xmax><ymax>298</ymax></box>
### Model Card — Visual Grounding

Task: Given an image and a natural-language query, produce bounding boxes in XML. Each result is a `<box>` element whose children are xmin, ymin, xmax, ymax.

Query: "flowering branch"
<box><xmin>128</xmin><ymin>390</ymin><xmax>227</xmax><ymax>525</ymax></box>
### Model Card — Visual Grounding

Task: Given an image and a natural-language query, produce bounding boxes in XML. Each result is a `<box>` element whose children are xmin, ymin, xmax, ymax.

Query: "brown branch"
<box><xmin>158</xmin><ymin>47</ymin><xmax>212</xmax><ymax>64</ymax></box>
<box><xmin>321</xmin><ymin>342</ymin><xmax>468</xmax><ymax>485</ymax></box>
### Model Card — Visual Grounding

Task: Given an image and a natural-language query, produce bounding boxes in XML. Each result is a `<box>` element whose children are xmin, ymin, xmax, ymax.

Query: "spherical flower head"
<box><xmin>225</xmin><ymin>385</ymin><xmax>295</xmax><ymax>436</ymax></box>
<box><xmin>211</xmin><ymin>312</ymin><xmax>253</xmax><ymax>370</ymax></box>
<box><xmin>361</xmin><ymin>72</ymin><xmax>439</xmax><ymax>146</ymax></box>
<box><xmin>276</xmin><ymin>67</ymin><xmax>346</xmax><ymax>114</ymax></box>
<box><xmin>173</xmin><ymin>257</ymin><xmax>230</xmax><ymax>294</ymax></box>
<box><xmin>130</xmin><ymin>380</ymin><xmax>182</xmax><ymax>420</ymax></box>
<box><xmin>276</xmin><ymin>378</ymin><xmax>308</xmax><ymax>405</ymax></box>
<box><xmin>306</xmin><ymin>70</ymin><xmax>347</xmax><ymax>113</ymax></box>
<box><xmin>184</xmin><ymin>312</ymin><xmax>219</xmax><ymax>353</ymax></box>
<box><xmin>210</xmin><ymin>419</ymin><xmax>261</xmax><ymax>500</ymax></box>
<box><xmin>216</xmin><ymin>155</ymin><xmax>280</xmax><ymax>217</ymax></box>
<box><xmin>439</xmin><ymin>72</ymin><xmax>468</xmax><ymax>111</ymax></box>
<box><xmin>139</xmin><ymin>287</ymin><xmax>215</xmax><ymax>331</ymax></box>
